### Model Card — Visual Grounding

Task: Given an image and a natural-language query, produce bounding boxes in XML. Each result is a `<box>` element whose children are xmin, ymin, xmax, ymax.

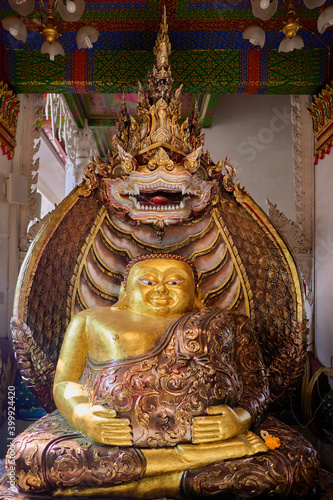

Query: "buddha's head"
<box><xmin>113</xmin><ymin>254</ymin><xmax>203</xmax><ymax>317</ymax></box>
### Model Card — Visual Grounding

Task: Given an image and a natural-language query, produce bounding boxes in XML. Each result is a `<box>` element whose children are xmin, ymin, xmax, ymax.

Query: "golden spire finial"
<box><xmin>147</xmin><ymin>6</ymin><xmax>173</xmax><ymax>104</ymax></box>
<box><xmin>110</xmin><ymin>7</ymin><xmax>203</xmax><ymax>166</ymax></box>
<box><xmin>153</xmin><ymin>5</ymin><xmax>171</xmax><ymax>70</ymax></box>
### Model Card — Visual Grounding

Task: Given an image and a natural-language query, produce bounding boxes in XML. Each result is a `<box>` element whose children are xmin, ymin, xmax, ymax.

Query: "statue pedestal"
<box><xmin>1</xmin><ymin>460</ymin><xmax>333</xmax><ymax>500</ymax></box>
<box><xmin>0</xmin><ymin>458</ymin><xmax>170</xmax><ymax>500</ymax></box>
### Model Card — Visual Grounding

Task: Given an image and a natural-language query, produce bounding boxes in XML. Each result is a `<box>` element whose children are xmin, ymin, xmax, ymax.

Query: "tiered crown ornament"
<box><xmin>84</xmin><ymin>10</ymin><xmax>234</xmax><ymax>230</ymax></box>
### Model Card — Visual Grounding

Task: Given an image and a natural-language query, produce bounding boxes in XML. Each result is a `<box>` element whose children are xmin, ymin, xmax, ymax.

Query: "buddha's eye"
<box><xmin>140</xmin><ymin>279</ymin><xmax>157</xmax><ymax>286</ymax></box>
<box><xmin>166</xmin><ymin>279</ymin><xmax>184</xmax><ymax>286</ymax></box>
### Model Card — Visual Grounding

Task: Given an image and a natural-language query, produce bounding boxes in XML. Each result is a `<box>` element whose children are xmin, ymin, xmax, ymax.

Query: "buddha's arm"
<box><xmin>53</xmin><ymin>313</ymin><xmax>89</xmax><ymax>422</ymax></box>
<box><xmin>53</xmin><ymin>313</ymin><xmax>132</xmax><ymax>446</ymax></box>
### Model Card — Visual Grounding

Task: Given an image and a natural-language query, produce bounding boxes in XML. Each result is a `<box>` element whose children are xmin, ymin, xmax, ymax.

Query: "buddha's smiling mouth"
<box><xmin>150</xmin><ymin>296</ymin><xmax>172</xmax><ymax>306</ymax></box>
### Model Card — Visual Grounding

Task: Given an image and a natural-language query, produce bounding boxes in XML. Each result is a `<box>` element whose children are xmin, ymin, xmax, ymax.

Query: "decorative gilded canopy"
<box><xmin>0</xmin><ymin>81</ymin><xmax>19</xmax><ymax>159</ymax></box>
<box><xmin>310</xmin><ymin>84</ymin><xmax>333</xmax><ymax>164</ymax></box>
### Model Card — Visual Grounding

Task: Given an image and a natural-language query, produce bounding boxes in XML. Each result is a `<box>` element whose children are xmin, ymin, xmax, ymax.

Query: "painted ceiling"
<box><xmin>1</xmin><ymin>0</ymin><xmax>333</xmax><ymax>155</ymax></box>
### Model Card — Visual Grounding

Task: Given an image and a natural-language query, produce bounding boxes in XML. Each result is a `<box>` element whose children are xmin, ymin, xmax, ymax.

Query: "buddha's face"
<box><xmin>125</xmin><ymin>259</ymin><xmax>198</xmax><ymax>317</ymax></box>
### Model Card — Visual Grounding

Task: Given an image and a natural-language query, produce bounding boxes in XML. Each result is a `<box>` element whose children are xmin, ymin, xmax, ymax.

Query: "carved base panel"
<box><xmin>0</xmin><ymin>414</ymin><xmax>324</xmax><ymax>499</ymax></box>
<box><xmin>1</xmin><ymin>463</ymin><xmax>333</xmax><ymax>500</ymax></box>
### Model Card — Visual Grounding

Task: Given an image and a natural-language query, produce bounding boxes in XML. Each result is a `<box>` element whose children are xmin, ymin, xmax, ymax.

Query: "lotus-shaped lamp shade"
<box><xmin>242</xmin><ymin>25</ymin><xmax>266</xmax><ymax>48</ymax></box>
<box><xmin>8</xmin><ymin>0</ymin><xmax>34</xmax><ymax>17</ymax></box>
<box><xmin>251</xmin><ymin>0</ymin><xmax>278</xmax><ymax>21</ymax></box>
<box><xmin>317</xmin><ymin>6</ymin><xmax>333</xmax><ymax>34</ymax></box>
<box><xmin>76</xmin><ymin>26</ymin><xmax>99</xmax><ymax>49</ymax></box>
<box><xmin>303</xmin><ymin>0</ymin><xmax>326</xmax><ymax>8</ymax></box>
<box><xmin>278</xmin><ymin>34</ymin><xmax>304</xmax><ymax>52</ymax></box>
<box><xmin>2</xmin><ymin>16</ymin><xmax>27</xmax><ymax>42</ymax></box>
<box><xmin>57</xmin><ymin>0</ymin><xmax>85</xmax><ymax>22</ymax></box>
<box><xmin>41</xmin><ymin>40</ymin><xmax>65</xmax><ymax>61</ymax></box>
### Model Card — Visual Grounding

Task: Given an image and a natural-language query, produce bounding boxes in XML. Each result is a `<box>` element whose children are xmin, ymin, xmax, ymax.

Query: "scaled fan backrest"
<box><xmin>11</xmin><ymin>180</ymin><xmax>306</xmax><ymax>412</ymax></box>
<box><xmin>10</xmin><ymin>13</ymin><xmax>306</xmax><ymax>412</ymax></box>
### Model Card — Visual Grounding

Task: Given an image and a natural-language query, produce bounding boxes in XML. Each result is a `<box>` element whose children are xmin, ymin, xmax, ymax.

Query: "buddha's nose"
<box><xmin>155</xmin><ymin>281</ymin><xmax>167</xmax><ymax>293</ymax></box>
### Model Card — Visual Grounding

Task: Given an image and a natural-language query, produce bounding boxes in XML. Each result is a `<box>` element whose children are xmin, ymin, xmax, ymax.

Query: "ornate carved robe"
<box><xmin>81</xmin><ymin>309</ymin><xmax>268</xmax><ymax>448</ymax></box>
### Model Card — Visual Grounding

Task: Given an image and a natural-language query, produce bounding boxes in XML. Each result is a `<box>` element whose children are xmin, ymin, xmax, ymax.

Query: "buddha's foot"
<box><xmin>245</xmin><ymin>430</ymin><xmax>269</xmax><ymax>454</ymax></box>
<box><xmin>174</xmin><ymin>431</ymin><xmax>268</xmax><ymax>468</ymax></box>
<box><xmin>53</xmin><ymin>471</ymin><xmax>183</xmax><ymax>498</ymax></box>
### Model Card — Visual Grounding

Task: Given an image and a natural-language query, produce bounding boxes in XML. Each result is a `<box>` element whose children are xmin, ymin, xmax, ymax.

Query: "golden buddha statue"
<box><xmin>4</xmin><ymin>11</ymin><xmax>323</xmax><ymax>499</ymax></box>
<box><xmin>8</xmin><ymin>254</ymin><xmax>319</xmax><ymax>498</ymax></box>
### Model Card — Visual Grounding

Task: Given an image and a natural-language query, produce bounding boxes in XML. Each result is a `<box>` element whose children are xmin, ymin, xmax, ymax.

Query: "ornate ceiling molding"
<box><xmin>45</xmin><ymin>94</ymin><xmax>98</xmax><ymax>176</ymax></box>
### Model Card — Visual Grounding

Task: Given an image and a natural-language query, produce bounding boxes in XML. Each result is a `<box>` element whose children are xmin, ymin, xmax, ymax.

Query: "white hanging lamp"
<box><xmin>5</xmin><ymin>0</ymin><xmax>89</xmax><ymax>60</ymax></box>
<box><xmin>8</xmin><ymin>0</ymin><xmax>34</xmax><ymax>17</ymax></box>
<box><xmin>251</xmin><ymin>0</ymin><xmax>278</xmax><ymax>21</ymax></box>
<box><xmin>317</xmin><ymin>6</ymin><xmax>333</xmax><ymax>34</ymax></box>
<box><xmin>303</xmin><ymin>0</ymin><xmax>326</xmax><ymax>8</ymax></box>
<box><xmin>278</xmin><ymin>34</ymin><xmax>304</xmax><ymax>51</ymax></box>
<box><xmin>76</xmin><ymin>26</ymin><xmax>99</xmax><ymax>49</ymax></box>
<box><xmin>278</xmin><ymin>2</ymin><xmax>304</xmax><ymax>52</ymax></box>
<box><xmin>57</xmin><ymin>0</ymin><xmax>85</xmax><ymax>22</ymax></box>
<box><xmin>40</xmin><ymin>3</ymin><xmax>64</xmax><ymax>60</ymax></box>
<box><xmin>242</xmin><ymin>25</ymin><xmax>266</xmax><ymax>48</ymax></box>
<box><xmin>2</xmin><ymin>16</ymin><xmax>27</xmax><ymax>42</ymax></box>
<box><xmin>41</xmin><ymin>40</ymin><xmax>65</xmax><ymax>61</ymax></box>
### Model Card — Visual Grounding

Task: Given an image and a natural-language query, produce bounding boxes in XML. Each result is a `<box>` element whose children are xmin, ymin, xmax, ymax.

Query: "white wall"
<box><xmin>315</xmin><ymin>152</ymin><xmax>333</xmax><ymax>369</ymax></box>
<box><xmin>0</xmin><ymin>154</ymin><xmax>11</xmax><ymax>338</ymax></box>
<box><xmin>204</xmin><ymin>95</ymin><xmax>295</xmax><ymax>221</ymax></box>
<box><xmin>37</xmin><ymin>134</ymin><xmax>66</xmax><ymax>218</ymax></box>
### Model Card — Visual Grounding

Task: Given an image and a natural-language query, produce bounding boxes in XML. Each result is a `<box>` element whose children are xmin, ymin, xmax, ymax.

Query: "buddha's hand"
<box><xmin>72</xmin><ymin>403</ymin><xmax>133</xmax><ymax>446</ymax></box>
<box><xmin>192</xmin><ymin>405</ymin><xmax>251</xmax><ymax>444</ymax></box>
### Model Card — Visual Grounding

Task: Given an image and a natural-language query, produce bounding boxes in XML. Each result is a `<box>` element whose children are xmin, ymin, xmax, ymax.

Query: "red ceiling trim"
<box><xmin>244</xmin><ymin>50</ymin><xmax>261</xmax><ymax>95</ymax></box>
<box><xmin>73</xmin><ymin>51</ymin><xmax>89</xmax><ymax>94</ymax></box>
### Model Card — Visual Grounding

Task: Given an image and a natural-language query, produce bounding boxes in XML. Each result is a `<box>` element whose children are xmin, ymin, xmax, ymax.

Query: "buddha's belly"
<box><xmin>80</xmin><ymin>352</ymin><xmax>242</xmax><ymax>448</ymax></box>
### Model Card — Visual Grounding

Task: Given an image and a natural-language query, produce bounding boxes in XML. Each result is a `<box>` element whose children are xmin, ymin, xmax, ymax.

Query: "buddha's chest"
<box><xmin>86</xmin><ymin>315</ymin><xmax>174</xmax><ymax>361</ymax></box>
<box><xmin>81</xmin><ymin>310</ymin><xmax>243</xmax><ymax>448</ymax></box>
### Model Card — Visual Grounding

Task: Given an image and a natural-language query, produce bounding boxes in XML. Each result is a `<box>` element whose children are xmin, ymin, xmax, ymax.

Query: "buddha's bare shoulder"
<box><xmin>72</xmin><ymin>308</ymin><xmax>182</xmax><ymax>334</ymax></box>
<box><xmin>73</xmin><ymin>307</ymin><xmax>160</xmax><ymax>323</ymax></box>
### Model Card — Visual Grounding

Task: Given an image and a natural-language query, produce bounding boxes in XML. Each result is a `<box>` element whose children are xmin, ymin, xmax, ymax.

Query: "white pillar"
<box><xmin>5</xmin><ymin>95</ymin><xmax>43</xmax><ymax>335</ymax></box>
<box><xmin>65</xmin><ymin>158</ymin><xmax>76</xmax><ymax>196</ymax></box>
<box><xmin>75</xmin><ymin>120</ymin><xmax>97</xmax><ymax>185</ymax></box>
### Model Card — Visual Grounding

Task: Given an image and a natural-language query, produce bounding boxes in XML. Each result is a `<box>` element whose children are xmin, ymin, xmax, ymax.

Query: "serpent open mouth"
<box><xmin>104</xmin><ymin>171</ymin><xmax>215</xmax><ymax>221</ymax></box>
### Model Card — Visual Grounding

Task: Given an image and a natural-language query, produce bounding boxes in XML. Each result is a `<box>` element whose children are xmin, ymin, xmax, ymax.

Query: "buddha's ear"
<box><xmin>111</xmin><ymin>282</ymin><xmax>127</xmax><ymax>310</ymax></box>
<box><xmin>194</xmin><ymin>283</ymin><xmax>204</xmax><ymax>309</ymax></box>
